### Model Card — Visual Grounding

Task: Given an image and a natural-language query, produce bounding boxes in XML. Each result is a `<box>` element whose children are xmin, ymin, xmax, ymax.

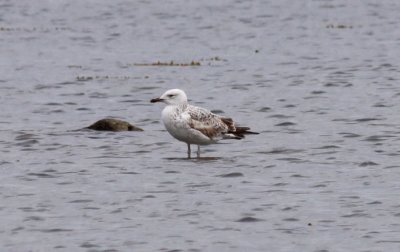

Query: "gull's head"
<box><xmin>150</xmin><ymin>89</ymin><xmax>188</xmax><ymax>105</ymax></box>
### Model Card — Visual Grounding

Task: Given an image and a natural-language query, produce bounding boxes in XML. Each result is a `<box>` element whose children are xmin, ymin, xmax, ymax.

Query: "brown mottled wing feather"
<box><xmin>219</xmin><ymin>112</ymin><xmax>259</xmax><ymax>137</ymax></box>
<box><xmin>220</xmin><ymin>117</ymin><xmax>236</xmax><ymax>131</ymax></box>
<box><xmin>186</xmin><ymin>105</ymin><xmax>229</xmax><ymax>139</ymax></box>
<box><xmin>186</xmin><ymin>104</ymin><xmax>259</xmax><ymax>139</ymax></box>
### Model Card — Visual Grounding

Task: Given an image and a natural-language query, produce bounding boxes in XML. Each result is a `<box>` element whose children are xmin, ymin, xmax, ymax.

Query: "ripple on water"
<box><xmin>217</xmin><ymin>172</ymin><xmax>244</xmax><ymax>178</ymax></box>
<box><xmin>34</xmin><ymin>228</ymin><xmax>74</xmax><ymax>233</ymax></box>
<box><xmin>26</xmin><ymin>172</ymin><xmax>57</xmax><ymax>178</ymax></box>
<box><xmin>235</xmin><ymin>217</ymin><xmax>264</xmax><ymax>222</ymax></box>
<box><xmin>2</xmin><ymin>1</ymin><xmax>400</xmax><ymax>251</ymax></box>
<box><xmin>363</xmin><ymin>135</ymin><xmax>396</xmax><ymax>142</ymax></box>
<box><xmin>274</xmin><ymin>122</ymin><xmax>297</xmax><ymax>126</ymax></box>
<box><xmin>358</xmin><ymin>161</ymin><xmax>379</xmax><ymax>167</ymax></box>
<box><xmin>257</xmin><ymin>148</ymin><xmax>305</xmax><ymax>155</ymax></box>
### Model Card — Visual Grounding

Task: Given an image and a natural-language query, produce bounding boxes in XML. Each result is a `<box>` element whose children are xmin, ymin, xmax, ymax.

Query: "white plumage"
<box><xmin>151</xmin><ymin>89</ymin><xmax>258</xmax><ymax>158</ymax></box>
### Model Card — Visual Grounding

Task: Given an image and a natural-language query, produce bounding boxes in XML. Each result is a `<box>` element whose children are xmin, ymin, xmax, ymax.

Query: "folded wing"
<box><xmin>186</xmin><ymin>105</ymin><xmax>258</xmax><ymax>140</ymax></box>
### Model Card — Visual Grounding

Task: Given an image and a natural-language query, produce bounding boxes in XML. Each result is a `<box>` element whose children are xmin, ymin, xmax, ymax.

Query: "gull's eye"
<box><xmin>167</xmin><ymin>94</ymin><xmax>175</xmax><ymax>98</ymax></box>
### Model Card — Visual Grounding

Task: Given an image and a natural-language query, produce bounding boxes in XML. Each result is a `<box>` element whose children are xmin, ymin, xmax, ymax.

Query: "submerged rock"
<box><xmin>87</xmin><ymin>118</ymin><xmax>143</xmax><ymax>132</ymax></box>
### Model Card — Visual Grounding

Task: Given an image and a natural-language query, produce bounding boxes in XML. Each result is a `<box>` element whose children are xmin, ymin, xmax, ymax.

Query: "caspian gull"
<box><xmin>151</xmin><ymin>89</ymin><xmax>259</xmax><ymax>158</ymax></box>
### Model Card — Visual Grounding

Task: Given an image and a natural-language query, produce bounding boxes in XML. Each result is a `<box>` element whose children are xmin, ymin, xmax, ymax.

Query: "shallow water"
<box><xmin>1</xmin><ymin>0</ymin><xmax>400</xmax><ymax>251</ymax></box>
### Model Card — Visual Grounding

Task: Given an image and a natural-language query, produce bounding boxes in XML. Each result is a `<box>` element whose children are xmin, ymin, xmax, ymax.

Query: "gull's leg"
<box><xmin>197</xmin><ymin>145</ymin><xmax>201</xmax><ymax>158</ymax></box>
<box><xmin>187</xmin><ymin>143</ymin><xmax>191</xmax><ymax>159</ymax></box>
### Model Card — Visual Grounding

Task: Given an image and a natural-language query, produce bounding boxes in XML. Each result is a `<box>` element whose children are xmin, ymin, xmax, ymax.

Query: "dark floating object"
<box><xmin>87</xmin><ymin>118</ymin><xmax>143</xmax><ymax>132</ymax></box>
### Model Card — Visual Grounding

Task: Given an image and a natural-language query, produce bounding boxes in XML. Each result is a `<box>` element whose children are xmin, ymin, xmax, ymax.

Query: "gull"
<box><xmin>150</xmin><ymin>89</ymin><xmax>259</xmax><ymax>158</ymax></box>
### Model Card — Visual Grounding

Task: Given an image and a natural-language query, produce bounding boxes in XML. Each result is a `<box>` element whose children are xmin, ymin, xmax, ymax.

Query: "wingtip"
<box><xmin>246</xmin><ymin>131</ymin><xmax>260</xmax><ymax>135</ymax></box>
<box><xmin>234</xmin><ymin>127</ymin><xmax>260</xmax><ymax>135</ymax></box>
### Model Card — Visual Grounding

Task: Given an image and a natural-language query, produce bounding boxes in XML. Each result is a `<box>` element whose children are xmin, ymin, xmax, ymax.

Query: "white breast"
<box><xmin>161</xmin><ymin>105</ymin><xmax>214</xmax><ymax>145</ymax></box>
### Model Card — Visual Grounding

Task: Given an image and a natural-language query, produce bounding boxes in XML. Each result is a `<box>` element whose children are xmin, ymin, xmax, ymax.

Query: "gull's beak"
<box><xmin>150</xmin><ymin>97</ymin><xmax>163</xmax><ymax>103</ymax></box>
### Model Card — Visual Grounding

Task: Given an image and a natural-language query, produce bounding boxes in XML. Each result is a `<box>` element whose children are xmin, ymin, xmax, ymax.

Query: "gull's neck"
<box><xmin>167</xmin><ymin>101</ymin><xmax>188</xmax><ymax>110</ymax></box>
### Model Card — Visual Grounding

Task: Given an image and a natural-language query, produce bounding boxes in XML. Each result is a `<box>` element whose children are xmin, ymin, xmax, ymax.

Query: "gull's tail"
<box><xmin>220</xmin><ymin>117</ymin><xmax>259</xmax><ymax>139</ymax></box>
<box><xmin>224</xmin><ymin>127</ymin><xmax>259</xmax><ymax>140</ymax></box>
<box><xmin>233</xmin><ymin>126</ymin><xmax>259</xmax><ymax>138</ymax></box>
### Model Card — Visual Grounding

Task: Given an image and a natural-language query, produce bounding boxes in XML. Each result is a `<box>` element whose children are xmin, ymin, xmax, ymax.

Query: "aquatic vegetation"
<box><xmin>0</xmin><ymin>26</ymin><xmax>69</xmax><ymax>32</ymax></box>
<box><xmin>326</xmin><ymin>24</ymin><xmax>353</xmax><ymax>29</ymax></box>
<box><xmin>133</xmin><ymin>60</ymin><xmax>201</xmax><ymax>66</ymax></box>
<box><xmin>76</xmin><ymin>75</ymin><xmax>142</xmax><ymax>81</ymax></box>
<box><xmin>131</xmin><ymin>57</ymin><xmax>227</xmax><ymax>67</ymax></box>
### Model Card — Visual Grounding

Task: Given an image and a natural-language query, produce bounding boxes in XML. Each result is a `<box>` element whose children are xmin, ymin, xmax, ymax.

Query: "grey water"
<box><xmin>1</xmin><ymin>0</ymin><xmax>400</xmax><ymax>251</ymax></box>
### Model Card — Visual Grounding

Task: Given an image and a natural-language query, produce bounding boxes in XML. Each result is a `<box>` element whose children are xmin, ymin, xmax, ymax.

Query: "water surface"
<box><xmin>1</xmin><ymin>0</ymin><xmax>400</xmax><ymax>251</ymax></box>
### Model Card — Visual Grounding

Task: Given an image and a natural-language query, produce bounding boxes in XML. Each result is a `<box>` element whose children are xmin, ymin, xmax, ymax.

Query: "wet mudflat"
<box><xmin>1</xmin><ymin>0</ymin><xmax>400</xmax><ymax>251</ymax></box>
